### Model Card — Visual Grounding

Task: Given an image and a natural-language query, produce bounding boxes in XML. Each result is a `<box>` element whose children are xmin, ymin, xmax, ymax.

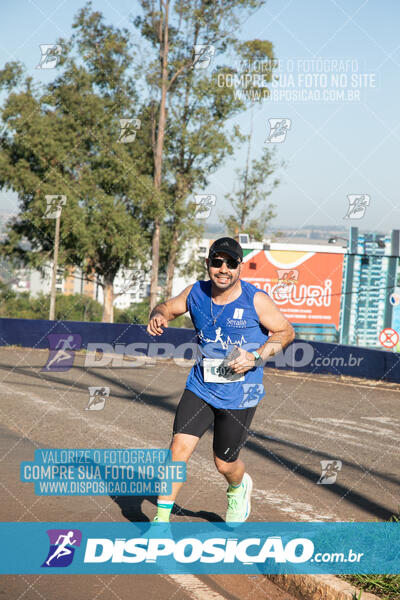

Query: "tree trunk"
<box><xmin>102</xmin><ymin>276</ymin><xmax>114</xmax><ymax>323</ymax></box>
<box><xmin>165</xmin><ymin>225</ymin><xmax>179</xmax><ymax>298</ymax></box>
<box><xmin>150</xmin><ymin>218</ymin><xmax>161</xmax><ymax>310</ymax></box>
<box><xmin>241</xmin><ymin>113</ymin><xmax>253</xmax><ymax>230</ymax></box>
<box><xmin>149</xmin><ymin>0</ymin><xmax>170</xmax><ymax>313</ymax></box>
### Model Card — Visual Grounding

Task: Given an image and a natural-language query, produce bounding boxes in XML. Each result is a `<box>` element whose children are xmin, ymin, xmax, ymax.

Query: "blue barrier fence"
<box><xmin>0</xmin><ymin>317</ymin><xmax>399</xmax><ymax>383</ymax></box>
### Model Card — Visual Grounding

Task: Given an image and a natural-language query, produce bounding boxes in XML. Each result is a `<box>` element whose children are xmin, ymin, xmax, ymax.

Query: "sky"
<box><xmin>0</xmin><ymin>0</ymin><xmax>399</xmax><ymax>235</ymax></box>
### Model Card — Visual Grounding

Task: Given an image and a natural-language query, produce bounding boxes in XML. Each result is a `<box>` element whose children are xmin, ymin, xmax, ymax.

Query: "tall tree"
<box><xmin>0</xmin><ymin>6</ymin><xmax>153</xmax><ymax>322</ymax></box>
<box><xmin>221</xmin><ymin>124</ymin><xmax>280</xmax><ymax>241</ymax></box>
<box><xmin>134</xmin><ymin>0</ymin><xmax>275</xmax><ymax>309</ymax></box>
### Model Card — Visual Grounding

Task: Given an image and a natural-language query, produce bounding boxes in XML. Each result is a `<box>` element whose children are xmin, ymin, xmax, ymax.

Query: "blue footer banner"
<box><xmin>1</xmin><ymin>522</ymin><xmax>399</xmax><ymax>574</ymax></box>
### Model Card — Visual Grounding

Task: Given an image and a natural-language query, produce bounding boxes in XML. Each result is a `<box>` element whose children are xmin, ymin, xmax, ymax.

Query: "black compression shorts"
<box><xmin>173</xmin><ymin>389</ymin><xmax>257</xmax><ymax>463</ymax></box>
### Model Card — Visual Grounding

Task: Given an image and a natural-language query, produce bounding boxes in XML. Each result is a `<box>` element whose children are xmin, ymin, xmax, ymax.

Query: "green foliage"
<box><xmin>0</xmin><ymin>288</ymin><xmax>102</xmax><ymax>322</ymax></box>
<box><xmin>134</xmin><ymin>0</ymin><xmax>277</xmax><ymax>286</ymax></box>
<box><xmin>169</xmin><ymin>314</ymin><xmax>194</xmax><ymax>329</ymax></box>
<box><xmin>0</xmin><ymin>1</ymin><xmax>279</xmax><ymax>316</ymax></box>
<box><xmin>345</xmin><ymin>574</ymin><xmax>400</xmax><ymax>600</ymax></box>
<box><xmin>342</xmin><ymin>514</ymin><xmax>400</xmax><ymax>600</ymax></box>
<box><xmin>115</xmin><ymin>297</ymin><xmax>192</xmax><ymax>328</ymax></box>
<box><xmin>179</xmin><ymin>247</ymin><xmax>208</xmax><ymax>282</ymax></box>
<box><xmin>0</xmin><ymin>285</ymin><xmax>192</xmax><ymax>326</ymax></box>
<box><xmin>115</xmin><ymin>299</ymin><xmax>150</xmax><ymax>325</ymax></box>
<box><xmin>0</xmin><ymin>4</ymin><xmax>152</xmax><ymax>321</ymax></box>
<box><xmin>222</xmin><ymin>140</ymin><xmax>280</xmax><ymax>241</ymax></box>
<box><xmin>53</xmin><ymin>293</ymin><xmax>103</xmax><ymax>322</ymax></box>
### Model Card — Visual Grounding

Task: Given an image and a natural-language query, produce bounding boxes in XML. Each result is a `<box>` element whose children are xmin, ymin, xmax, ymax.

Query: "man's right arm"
<box><xmin>147</xmin><ymin>284</ymin><xmax>194</xmax><ymax>336</ymax></box>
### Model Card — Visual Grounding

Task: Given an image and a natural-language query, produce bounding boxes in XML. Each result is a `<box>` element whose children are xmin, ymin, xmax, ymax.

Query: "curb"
<box><xmin>267</xmin><ymin>574</ymin><xmax>381</xmax><ymax>600</ymax></box>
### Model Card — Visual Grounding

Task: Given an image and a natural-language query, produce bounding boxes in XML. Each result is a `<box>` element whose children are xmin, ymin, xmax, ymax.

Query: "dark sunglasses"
<box><xmin>209</xmin><ymin>257</ymin><xmax>239</xmax><ymax>270</ymax></box>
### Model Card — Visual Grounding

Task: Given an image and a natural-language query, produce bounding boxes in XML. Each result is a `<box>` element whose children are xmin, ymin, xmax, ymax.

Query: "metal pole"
<box><xmin>340</xmin><ymin>226</ymin><xmax>358</xmax><ymax>345</ymax></box>
<box><xmin>384</xmin><ymin>229</ymin><xmax>400</xmax><ymax>328</ymax></box>
<box><xmin>49</xmin><ymin>211</ymin><xmax>61</xmax><ymax>320</ymax></box>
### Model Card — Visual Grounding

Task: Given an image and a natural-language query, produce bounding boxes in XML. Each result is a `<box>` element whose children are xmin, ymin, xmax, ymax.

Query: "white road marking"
<box><xmin>269</xmin><ymin>370</ymin><xmax>400</xmax><ymax>392</ymax></box>
<box><xmin>0</xmin><ymin>384</ymin><xmax>146</xmax><ymax>448</ymax></box>
<box><xmin>273</xmin><ymin>419</ymin><xmax>400</xmax><ymax>453</ymax></box>
<box><xmin>311</xmin><ymin>417</ymin><xmax>400</xmax><ymax>441</ymax></box>
<box><xmin>189</xmin><ymin>453</ymin><xmax>339</xmax><ymax>521</ymax></box>
<box><xmin>251</xmin><ymin>488</ymin><xmax>339</xmax><ymax>521</ymax></box>
<box><xmin>1</xmin><ymin>382</ymin><xmax>342</xmax><ymax>521</ymax></box>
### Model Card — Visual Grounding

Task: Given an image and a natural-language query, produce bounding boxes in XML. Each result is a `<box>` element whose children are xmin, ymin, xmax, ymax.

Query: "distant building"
<box><xmin>13</xmin><ymin>262</ymin><xmax>150</xmax><ymax>310</ymax></box>
<box><xmin>10</xmin><ymin>267</ymin><xmax>31</xmax><ymax>293</ymax></box>
<box><xmin>340</xmin><ymin>228</ymin><xmax>400</xmax><ymax>348</ymax></box>
<box><xmin>171</xmin><ymin>238</ymin><xmax>212</xmax><ymax>296</ymax></box>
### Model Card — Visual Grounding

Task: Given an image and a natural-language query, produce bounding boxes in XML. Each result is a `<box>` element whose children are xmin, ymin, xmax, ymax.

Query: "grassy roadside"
<box><xmin>341</xmin><ymin>574</ymin><xmax>400</xmax><ymax>599</ymax></box>
<box><xmin>340</xmin><ymin>514</ymin><xmax>400</xmax><ymax>599</ymax></box>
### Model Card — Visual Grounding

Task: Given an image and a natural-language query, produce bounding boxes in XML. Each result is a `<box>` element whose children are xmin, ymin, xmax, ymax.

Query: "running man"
<box><xmin>45</xmin><ymin>335</ymin><xmax>76</xmax><ymax>370</ymax></box>
<box><xmin>45</xmin><ymin>531</ymin><xmax>77</xmax><ymax>566</ymax></box>
<box><xmin>147</xmin><ymin>237</ymin><xmax>294</xmax><ymax>522</ymax></box>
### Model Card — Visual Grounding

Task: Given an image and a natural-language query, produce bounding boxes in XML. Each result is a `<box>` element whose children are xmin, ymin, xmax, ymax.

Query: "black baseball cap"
<box><xmin>208</xmin><ymin>237</ymin><xmax>243</xmax><ymax>263</ymax></box>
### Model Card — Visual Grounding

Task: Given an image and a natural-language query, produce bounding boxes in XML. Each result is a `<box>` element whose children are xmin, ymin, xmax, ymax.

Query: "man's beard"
<box><xmin>209</xmin><ymin>270</ymin><xmax>238</xmax><ymax>290</ymax></box>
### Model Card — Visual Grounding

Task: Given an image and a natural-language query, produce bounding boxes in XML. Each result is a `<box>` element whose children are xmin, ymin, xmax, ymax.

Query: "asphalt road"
<box><xmin>1</xmin><ymin>346</ymin><xmax>399</xmax><ymax>599</ymax></box>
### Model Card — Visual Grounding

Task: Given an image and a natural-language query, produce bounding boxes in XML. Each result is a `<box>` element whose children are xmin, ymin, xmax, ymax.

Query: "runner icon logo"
<box><xmin>266</xmin><ymin>118</ymin><xmax>291</xmax><ymax>143</ymax></box>
<box><xmin>36</xmin><ymin>44</ymin><xmax>62</xmax><ymax>69</ymax></box>
<box><xmin>43</xmin><ymin>195</ymin><xmax>67</xmax><ymax>219</ymax></box>
<box><xmin>42</xmin><ymin>334</ymin><xmax>82</xmax><ymax>372</ymax></box>
<box><xmin>317</xmin><ymin>460</ymin><xmax>342</xmax><ymax>485</ymax></box>
<box><xmin>42</xmin><ymin>529</ymin><xmax>82</xmax><ymax>568</ymax></box>
<box><xmin>344</xmin><ymin>194</ymin><xmax>370</xmax><ymax>220</ymax></box>
<box><xmin>240</xmin><ymin>384</ymin><xmax>264</xmax><ymax>408</ymax></box>
<box><xmin>117</xmin><ymin>119</ymin><xmax>141</xmax><ymax>143</ymax></box>
<box><xmin>193</xmin><ymin>45</ymin><xmax>215</xmax><ymax>69</ymax></box>
<box><xmin>86</xmin><ymin>387</ymin><xmax>110</xmax><ymax>411</ymax></box>
<box><xmin>194</xmin><ymin>194</ymin><xmax>216</xmax><ymax>219</ymax></box>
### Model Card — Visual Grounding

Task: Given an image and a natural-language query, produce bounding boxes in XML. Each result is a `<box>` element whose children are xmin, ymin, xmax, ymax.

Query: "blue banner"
<box><xmin>1</xmin><ymin>522</ymin><xmax>399</xmax><ymax>574</ymax></box>
<box><xmin>20</xmin><ymin>449</ymin><xmax>186</xmax><ymax>496</ymax></box>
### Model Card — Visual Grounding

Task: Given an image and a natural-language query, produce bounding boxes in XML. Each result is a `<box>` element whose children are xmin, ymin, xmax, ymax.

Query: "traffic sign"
<box><xmin>379</xmin><ymin>328</ymin><xmax>399</xmax><ymax>349</ymax></box>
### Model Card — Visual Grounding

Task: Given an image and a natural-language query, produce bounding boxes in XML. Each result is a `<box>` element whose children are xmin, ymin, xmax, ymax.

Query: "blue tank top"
<box><xmin>185</xmin><ymin>279</ymin><xmax>269</xmax><ymax>409</ymax></box>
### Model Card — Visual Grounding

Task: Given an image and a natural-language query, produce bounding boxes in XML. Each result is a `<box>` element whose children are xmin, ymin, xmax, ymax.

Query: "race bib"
<box><xmin>203</xmin><ymin>358</ymin><xmax>245</xmax><ymax>383</ymax></box>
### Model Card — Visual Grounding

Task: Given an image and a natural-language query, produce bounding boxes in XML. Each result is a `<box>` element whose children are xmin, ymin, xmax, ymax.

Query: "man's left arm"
<box><xmin>229</xmin><ymin>292</ymin><xmax>295</xmax><ymax>374</ymax></box>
